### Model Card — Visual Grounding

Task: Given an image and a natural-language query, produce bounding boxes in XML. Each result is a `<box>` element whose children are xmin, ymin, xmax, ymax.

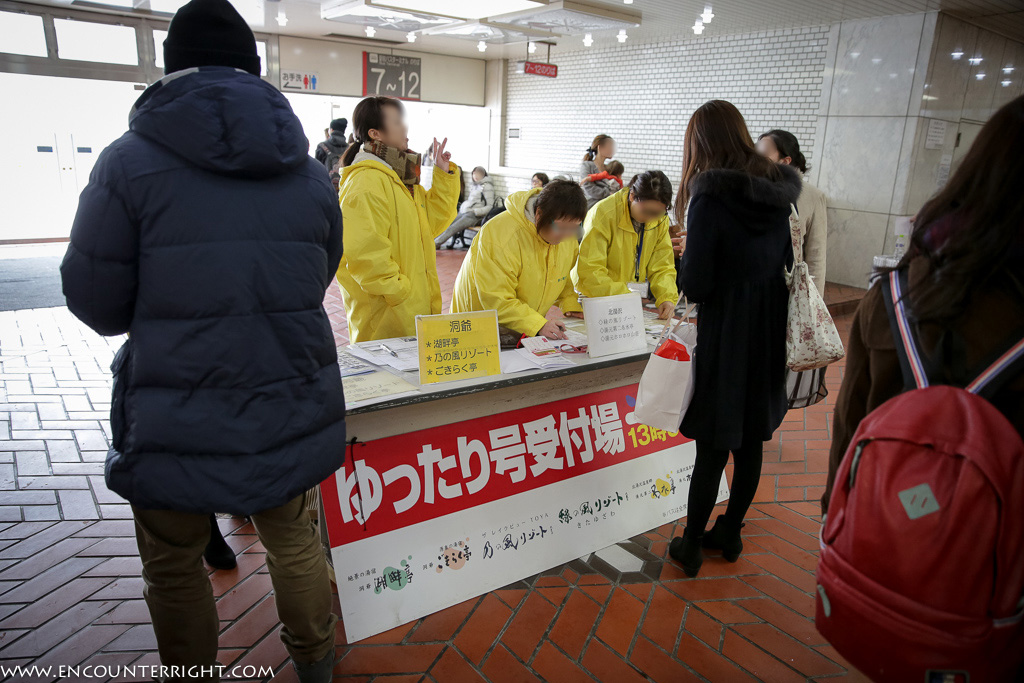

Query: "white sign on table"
<box><xmin>582</xmin><ymin>293</ymin><xmax>647</xmax><ymax>357</ymax></box>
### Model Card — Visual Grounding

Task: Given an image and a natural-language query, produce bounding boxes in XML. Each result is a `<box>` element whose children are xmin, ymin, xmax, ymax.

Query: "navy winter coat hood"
<box><xmin>61</xmin><ymin>67</ymin><xmax>347</xmax><ymax>515</ymax></box>
<box><xmin>130</xmin><ymin>67</ymin><xmax>310</xmax><ymax>178</ymax></box>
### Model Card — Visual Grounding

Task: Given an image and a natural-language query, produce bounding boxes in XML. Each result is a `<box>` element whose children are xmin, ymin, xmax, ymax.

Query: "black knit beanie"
<box><xmin>163</xmin><ymin>0</ymin><xmax>261</xmax><ymax>76</ymax></box>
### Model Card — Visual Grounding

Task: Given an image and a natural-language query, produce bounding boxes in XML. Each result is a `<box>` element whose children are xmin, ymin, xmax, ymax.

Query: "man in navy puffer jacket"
<box><xmin>59</xmin><ymin>0</ymin><xmax>344</xmax><ymax>679</ymax></box>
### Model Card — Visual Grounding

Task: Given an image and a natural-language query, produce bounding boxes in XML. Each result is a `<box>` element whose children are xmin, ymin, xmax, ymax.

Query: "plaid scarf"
<box><xmin>364</xmin><ymin>140</ymin><xmax>421</xmax><ymax>191</ymax></box>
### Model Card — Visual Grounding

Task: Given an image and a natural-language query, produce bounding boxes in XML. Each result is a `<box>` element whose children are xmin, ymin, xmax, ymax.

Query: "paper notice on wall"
<box><xmin>936</xmin><ymin>153</ymin><xmax>953</xmax><ymax>189</ymax></box>
<box><xmin>925</xmin><ymin>119</ymin><xmax>948</xmax><ymax>150</ymax></box>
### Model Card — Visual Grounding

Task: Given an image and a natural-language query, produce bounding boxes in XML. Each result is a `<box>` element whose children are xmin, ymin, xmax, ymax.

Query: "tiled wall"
<box><xmin>891</xmin><ymin>14</ymin><xmax>1024</xmax><ymax>249</ymax></box>
<box><xmin>492</xmin><ymin>13</ymin><xmax>1022</xmax><ymax>288</ymax></box>
<box><xmin>813</xmin><ymin>12</ymin><xmax>1024</xmax><ymax>287</ymax></box>
<box><xmin>498</xmin><ymin>25</ymin><xmax>831</xmax><ymax>194</ymax></box>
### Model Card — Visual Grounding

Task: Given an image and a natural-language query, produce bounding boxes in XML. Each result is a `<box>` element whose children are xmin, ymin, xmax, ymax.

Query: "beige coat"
<box><xmin>795</xmin><ymin>180</ymin><xmax>827</xmax><ymax>296</ymax></box>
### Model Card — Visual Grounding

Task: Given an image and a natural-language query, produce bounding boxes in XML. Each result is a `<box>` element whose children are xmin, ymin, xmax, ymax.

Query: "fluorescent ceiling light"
<box><xmin>617</xmin><ymin>28</ymin><xmax>626</xmax><ymax>42</ymax></box>
<box><xmin>975</xmin><ymin>72</ymin><xmax>985</xmax><ymax>80</ymax></box>
<box><xmin>144</xmin><ymin>0</ymin><xmax>189</xmax><ymax>13</ymax></box>
<box><xmin>422</xmin><ymin>19</ymin><xmax>547</xmax><ymax>43</ymax></box>
<box><xmin>229</xmin><ymin>0</ymin><xmax>264</xmax><ymax>27</ymax></box>
<box><xmin>528</xmin><ymin>40</ymin><xmax>536</xmax><ymax>52</ymax></box>
<box><xmin>496</xmin><ymin>1</ymin><xmax>641</xmax><ymax>35</ymax></box>
<box><xmin>701</xmin><ymin>5</ymin><xmax>713</xmax><ymax>23</ymax></box>
<box><xmin>276</xmin><ymin>9</ymin><xmax>287</xmax><ymax>25</ymax></box>
<box><xmin>321</xmin><ymin>0</ymin><xmax>455</xmax><ymax>28</ymax></box>
<box><xmin>407</xmin><ymin>30</ymin><xmax>416</xmax><ymax>41</ymax></box>
<box><xmin>692</xmin><ymin>19</ymin><xmax>703</xmax><ymax>34</ymax></box>
<box><xmin>380</xmin><ymin>0</ymin><xmax>541</xmax><ymax>20</ymax></box>
<box><xmin>951</xmin><ymin>50</ymin><xmax>963</xmax><ymax>60</ymax></box>
<box><xmin>582</xmin><ymin>32</ymin><xmax>593</xmax><ymax>46</ymax></box>
<box><xmin>968</xmin><ymin>56</ymin><xmax>982</xmax><ymax>65</ymax></box>
<box><xmin>365</xmin><ymin>25</ymin><xmax>376</xmax><ymax>36</ymax></box>
<box><xmin>1002</xmin><ymin>66</ymin><xmax>1014</xmax><ymax>73</ymax></box>
<box><xmin>477</xmin><ymin>39</ymin><xmax>487</xmax><ymax>51</ymax></box>
<box><xmin>82</xmin><ymin>0</ymin><xmax>135</xmax><ymax>8</ymax></box>
<box><xmin>1001</xmin><ymin>79</ymin><xmax>1011</xmax><ymax>87</ymax></box>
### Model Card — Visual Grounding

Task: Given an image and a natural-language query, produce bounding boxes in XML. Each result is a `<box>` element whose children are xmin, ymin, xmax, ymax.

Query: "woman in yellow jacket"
<box><xmin>451</xmin><ymin>180</ymin><xmax>588</xmax><ymax>340</ymax></box>
<box><xmin>572</xmin><ymin>170</ymin><xmax>678</xmax><ymax>319</ymax></box>
<box><xmin>336</xmin><ymin>96</ymin><xmax>460</xmax><ymax>342</ymax></box>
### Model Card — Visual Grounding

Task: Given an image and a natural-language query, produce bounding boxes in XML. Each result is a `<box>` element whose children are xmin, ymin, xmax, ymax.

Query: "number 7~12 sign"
<box><xmin>363</xmin><ymin>52</ymin><xmax>422</xmax><ymax>101</ymax></box>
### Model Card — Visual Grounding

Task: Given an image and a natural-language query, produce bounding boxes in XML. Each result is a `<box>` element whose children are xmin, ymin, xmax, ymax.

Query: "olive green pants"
<box><xmin>132</xmin><ymin>492</ymin><xmax>337</xmax><ymax>681</ymax></box>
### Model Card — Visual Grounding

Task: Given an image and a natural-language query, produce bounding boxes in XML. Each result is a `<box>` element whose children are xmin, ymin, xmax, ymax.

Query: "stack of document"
<box><xmin>516</xmin><ymin>347</ymin><xmax>575</xmax><ymax>369</ymax></box>
<box><xmin>346</xmin><ymin>337</ymin><xmax>419</xmax><ymax>372</ymax></box>
<box><xmin>337</xmin><ymin>352</ymin><xmax>375</xmax><ymax>378</ymax></box>
<box><xmin>343</xmin><ymin>370</ymin><xmax>420</xmax><ymax>406</ymax></box>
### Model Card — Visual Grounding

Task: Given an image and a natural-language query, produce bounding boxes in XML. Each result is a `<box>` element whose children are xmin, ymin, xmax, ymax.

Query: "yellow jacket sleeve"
<box><xmin>648</xmin><ymin>217</ymin><xmax>680</xmax><ymax>306</ymax></box>
<box><xmin>474</xmin><ymin>232</ymin><xmax>548</xmax><ymax>336</ymax></box>
<box><xmin>425</xmin><ymin>163</ymin><xmax>461</xmax><ymax>239</ymax></box>
<box><xmin>339</xmin><ymin>178</ymin><xmax>410</xmax><ymax>306</ymax></box>
<box><xmin>559</xmin><ymin>242</ymin><xmax>584</xmax><ymax>313</ymax></box>
<box><xmin>573</xmin><ymin>212</ymin><xmax>631</xmax><ymax>299</ymax></box>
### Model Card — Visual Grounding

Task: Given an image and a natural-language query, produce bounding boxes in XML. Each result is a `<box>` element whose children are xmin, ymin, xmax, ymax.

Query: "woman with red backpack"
<box><xmin>820</xmin><ymin>94</ymin><xmax>1024</xmax><ymax>682</ymax></box>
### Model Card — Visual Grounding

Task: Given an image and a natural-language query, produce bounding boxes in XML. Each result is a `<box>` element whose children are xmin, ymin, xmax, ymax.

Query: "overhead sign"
<box><xmin>415</xmin><ymin>310</ymin><xmax>501</xmax><ymax>385</ymax></box>
<box><xmin>363</xmin><ymin>52</ymin><xmax>421</xmax><ymax>100</ymax></box>
<box><xmin>320</xmin><ymin>383</ymin><xmax>727</xmax><ymax>642</ymax></box>
<box><xmin>282</xmin><ymin>71</ymin><xmax>318</xmax><ymax>91</ymax></box>
<box><xmin>524</xmin><ymin>61</ymin><xmax>558</xmax><ymax>78</ymax></box>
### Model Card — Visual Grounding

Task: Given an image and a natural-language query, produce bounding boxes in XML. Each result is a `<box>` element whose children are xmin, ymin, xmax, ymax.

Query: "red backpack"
<box><xmin>816</xmin><ymin>269</ymin><xmax>1024</xmax><ymax>683</ymax></box>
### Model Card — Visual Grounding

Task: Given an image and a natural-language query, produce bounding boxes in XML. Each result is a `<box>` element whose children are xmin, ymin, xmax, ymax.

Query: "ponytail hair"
<box><xmin>583</xmin><ymin>134</ymin><xmax>613</xmax><ymax>161</ymax></box>
<box><xmin>757</xmin><ymin>129</ymin><xmax>808</xmax><ymax>174</ymax></box>
<box><xmin>340</xmin><ymin>95</ymin><xmax>404</xmax><ymax>167</ymax></box>
<box><xmin>628</xmin><ymin>170</ymin><xmax>673</xmax><ymax>209</ymax></box>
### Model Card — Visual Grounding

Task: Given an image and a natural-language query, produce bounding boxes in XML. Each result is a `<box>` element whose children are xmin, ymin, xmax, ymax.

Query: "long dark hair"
<box><xmin>583</xmin><ymin>134</ymin><xmax>612</xmax><ymax>161</ymax></box>
<box><xmin>757</xmin><ymin>129</ymin><xmax>808</xmax><ymax>173</ymax></box>
<box><xmin>628</xmin><ymin>170</ymin><xmax>673</xmax><ymax>208</ymax></box>
<box><xmin>675</xmin><ymin>100</ymin><xmax>781</xmax><ymax>223</ymax></box>
<box><xmin>898</xmin><ymin>93</ymin><xmax>1024</xmax><ymax>324</ymax></box>
<box><xmin>340</xmin><ymin>96</ymin><xmax>404</xmax><ymax>167</ymax></box>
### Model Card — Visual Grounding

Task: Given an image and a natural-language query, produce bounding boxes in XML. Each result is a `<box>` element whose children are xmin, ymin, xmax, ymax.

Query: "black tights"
<box><xmin>685</xmin><ymin>438</ymin><xmax>764</xmax><ymax>534</ymax></box>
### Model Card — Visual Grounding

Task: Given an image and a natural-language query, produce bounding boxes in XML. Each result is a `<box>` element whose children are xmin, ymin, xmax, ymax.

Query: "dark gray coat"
<box><xmin>60</xmin><ymin>67</ymin><xmax>346</xmax><ymax>515</ymax></box>
<box><xmin>679</xmin><ymin>164</ymin><xmax>801</xmax><ymax>450</ymax></box>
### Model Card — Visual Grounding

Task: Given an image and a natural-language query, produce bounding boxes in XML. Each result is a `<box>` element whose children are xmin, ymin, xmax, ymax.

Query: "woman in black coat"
<box><xmin>669</xmin><ymin>100</ymin><xmax>801</xmax><ymax>577</ymax></box>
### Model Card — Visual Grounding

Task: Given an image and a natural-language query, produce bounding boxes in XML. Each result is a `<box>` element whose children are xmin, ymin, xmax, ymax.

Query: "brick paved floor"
<box><xmin>0</xmin><ymin>248</ymin><xmax>869</xmax><ymax>682</ymax></box>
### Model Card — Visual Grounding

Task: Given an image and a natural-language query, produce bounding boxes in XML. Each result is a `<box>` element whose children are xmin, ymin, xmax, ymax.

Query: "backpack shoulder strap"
<box><xmin>966</xmin><ymin>331</ymin><xmax>1024</xmax><ymax>400</ymax></box>
<box><xmin>881</xmin><ymin>269</ymin><xmax>930</xmax><ymax>390</ymax></box>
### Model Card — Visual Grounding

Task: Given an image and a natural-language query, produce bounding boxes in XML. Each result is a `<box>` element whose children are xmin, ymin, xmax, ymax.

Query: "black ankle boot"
<box><xmin>669</xmin><ymin>527</ymin><xmax>704</xmax><ymax>577</ymax></box>
<box><xmin>293</xmin><ymin>651</ymin><xmax>334</xmax><ymax>683</ymax></box>
<box><xmin>204</xmin><ymin>514</ymin><xmax>237</xmax><ymax>571</ymax></box>
<box><xmin>702</xmin><ymin>515</ymin><xmax>744</xmax><ymax>562</ymax></box>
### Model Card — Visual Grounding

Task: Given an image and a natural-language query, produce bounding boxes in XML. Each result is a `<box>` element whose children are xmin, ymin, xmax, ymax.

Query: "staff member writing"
<box><xmin>450</xmin><ymin>180</ymin><xmax>588</xmax><ymax>340</ymax></box>
<box><xmin>336</xmin><ymin>95</ymin><xmax>460</xmax><ymax>342</ymax></box>
<box><xmin>572</xmin><ymin>170</ymin><xmax>678</xmax><ymax>319</ymax></box>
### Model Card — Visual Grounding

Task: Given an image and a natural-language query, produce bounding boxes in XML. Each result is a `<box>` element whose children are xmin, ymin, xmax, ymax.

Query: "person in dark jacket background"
<box><xmin>316</xmin><ymin>117</ymin><xmax>348</xmax><ymax>172</ymax></box>
<box><xmin>668</xmin><ymin>100</ymin><xmax>799</xmax><ymax>578</ymax></box>
<box><xmin>59</xmin><ymin>0</ymin><xmax>345</xmax><ymax>680</ymax></box>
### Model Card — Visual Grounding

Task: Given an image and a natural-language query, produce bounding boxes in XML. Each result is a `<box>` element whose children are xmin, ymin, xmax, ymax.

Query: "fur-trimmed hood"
<box><xmin>689</xmin><ymin>163</ymin><xmax>803</xmax><ymax>210</ymax></box>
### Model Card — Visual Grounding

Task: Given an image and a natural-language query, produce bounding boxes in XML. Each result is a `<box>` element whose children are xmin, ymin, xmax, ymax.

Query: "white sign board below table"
<box><xmin>320</xmin><ymin>383</ymin><xmax>728</xmax><ymax>642</ymax></box>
